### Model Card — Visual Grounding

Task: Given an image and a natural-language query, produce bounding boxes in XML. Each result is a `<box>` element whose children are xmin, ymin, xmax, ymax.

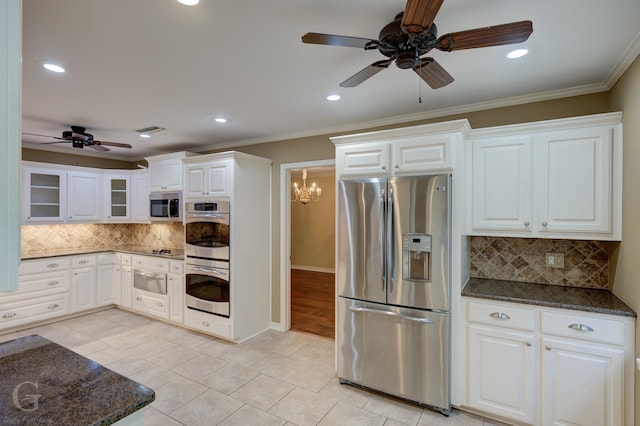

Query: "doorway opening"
<box><xmin>279</xmin><ymin>160</ymin><xmax>335</xmax><ymax>339</ymax></box>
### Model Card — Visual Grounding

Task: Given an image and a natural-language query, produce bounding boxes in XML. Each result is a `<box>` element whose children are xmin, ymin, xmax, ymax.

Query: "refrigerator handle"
<box><xmin>348</xmin><ymin>305</ymin><xmax>434</xmax><ymax>324</ymax></box>
<box><xmin>381</xmin><ymin>187</ymin><xmax>387</xmax><ymax>293</ymax></box>
<box><xmin>388</xmin><ymin>188</ymin><xmax>395</xmax><ymax>294</ymax></box>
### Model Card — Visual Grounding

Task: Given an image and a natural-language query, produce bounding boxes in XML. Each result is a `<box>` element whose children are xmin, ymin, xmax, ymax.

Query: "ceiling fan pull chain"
<box><xmin>418</xmin><ymin>68</ymin><xmax>423</xmax><ymax>103</ymax></box>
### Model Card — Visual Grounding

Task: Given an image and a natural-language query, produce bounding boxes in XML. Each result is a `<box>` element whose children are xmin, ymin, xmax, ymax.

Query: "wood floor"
<box><xmin>291</xmin><ymin>269</ymin><xmax>335</xmax><ymax>339</ymax></box>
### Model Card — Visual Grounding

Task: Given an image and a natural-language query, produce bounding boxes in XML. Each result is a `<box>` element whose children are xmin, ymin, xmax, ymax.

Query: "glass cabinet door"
<box><xmin>23</xmin><ymin>168</ymin><xmax>67</xmax><ymax>222</ymax></box>
<box><xmin>105</xmin><ymin>175</ymin><xmax>130</xmax><ymax>222</ymax></box>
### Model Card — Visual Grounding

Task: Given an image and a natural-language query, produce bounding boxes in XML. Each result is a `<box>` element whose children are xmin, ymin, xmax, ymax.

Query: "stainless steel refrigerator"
<box><xmin>336</xmin><ymin>174</ymin><xmax>452</xmax><ymax>415</ymax></box>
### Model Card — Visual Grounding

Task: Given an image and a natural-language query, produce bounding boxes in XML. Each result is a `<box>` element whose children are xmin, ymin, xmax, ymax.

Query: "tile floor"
<box><xmin>1</xmin><ymin>308</ymin><xmax>507</xmax><ymax>426</ymax></box>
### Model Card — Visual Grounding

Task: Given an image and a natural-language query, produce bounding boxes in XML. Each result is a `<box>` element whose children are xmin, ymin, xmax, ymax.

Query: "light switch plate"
<box><xmin>636</xmin><ymin>358</ymin><xmax>640</xmax><ymax>371</ymax></box>
<box><xmin>545</xmin><ymin>253</ymin><xmax>565</xmax><ymax>268</ymax></box>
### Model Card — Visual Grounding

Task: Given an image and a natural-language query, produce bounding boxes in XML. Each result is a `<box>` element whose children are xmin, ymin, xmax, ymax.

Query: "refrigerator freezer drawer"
<box><xmin>337</xmin><ymin>297</ymin><xmax>451</xmax><ymax>412</ymax></box>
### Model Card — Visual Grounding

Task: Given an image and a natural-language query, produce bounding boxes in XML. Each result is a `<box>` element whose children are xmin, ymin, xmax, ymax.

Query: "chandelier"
<box><xmin>292</xmin><ymin>169</ymin><xmax>321</xmax><ymax>205</ymax></box>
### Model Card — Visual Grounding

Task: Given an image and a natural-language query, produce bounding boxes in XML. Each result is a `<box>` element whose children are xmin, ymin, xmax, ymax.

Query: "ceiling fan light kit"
<box><xmin>301</xmin><ymin>0</ymin><xmax>532</xmax><ymax>89</ymax></box>
<box><xmin>22</xmin><ymin>125</ymin><xmax>133</xmax><ymax>153</ymax></box>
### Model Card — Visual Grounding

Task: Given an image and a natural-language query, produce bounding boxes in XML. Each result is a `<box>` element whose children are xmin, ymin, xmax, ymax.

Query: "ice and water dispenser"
<box><xmin>402</xmin><ymin>234</ymin><xmax>432</xmax><ymax>281</ymax></box>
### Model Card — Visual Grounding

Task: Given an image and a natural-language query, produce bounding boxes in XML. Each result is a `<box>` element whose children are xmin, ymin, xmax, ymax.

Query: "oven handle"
<box><xmin>186</xmin><ymin>212</ymin><xmax>229</xmax><ymax>221</ymax></box>
<box><xmin>187</xmin><ymin>265</ymin><xmax>229</xmax><ymax>277</ymax></box>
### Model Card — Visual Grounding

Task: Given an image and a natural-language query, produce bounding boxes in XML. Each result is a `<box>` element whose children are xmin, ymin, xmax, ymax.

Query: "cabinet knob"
<box><xmin>136</xmin><ymin>297</ymin><xmax>142</xmax><ymax>302</ymax></box>
<box><xmin>545</xmin><ymin>345</ymin><xmax>552</xmax><ymax>351</ymax></box>
<box><xmin>541</xmin><ymin>221</ymin><xmax>548</xmax><ymax>227</ymax></box>
<box><xmin>202</xmin><ymin>321</ymin><xmax>210</xmax><ymax>327</ymax></box>
<box><xmin>157</xmin><ymin>302</ymin><xmax>163</xmax><ymax>307</ymax></box>
<box><xmin>381</xmin><ymin>165</ymin><xmax>386</xmax><ymax>170</ymax></box>
<box><xmin>525</xmin><ymin>342</ymin><xmax>532</xmax><ymax>347</ymax></box>
<box><xmin>524</xmin><ymin>221</ymin><xmax>530</xmax><ymax>227</ymax></box>
<box><xmin>2</xmin><ymin>312</ymin><xmax>16</xmax><ymax>319</ymax></box>
<box><xmin>395</xmin><ymin>164</ymin><xmax>399</xmax><ymax>169</ymax></box>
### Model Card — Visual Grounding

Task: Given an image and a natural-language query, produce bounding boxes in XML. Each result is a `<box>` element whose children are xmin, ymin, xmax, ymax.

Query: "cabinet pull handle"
<box><xmin>46</xmin><ymin>280</ymin><xmax>59</xmax><ymax>286</ymax></box>
<box><xmin>489</xmin><ymin>312</ymin><xmax>511</xmax><ymax>320</ymax></box>
<box><xmin>2</xmin><ymin>312</ymin><xmax>16</xmax><ymax>319</ymax></box>
<box><xmin>524</xmin><ymin>221</ymin><xmax>530</xmax><ymax>227</ymax></box>
<box><xmin>79</xmin><ymin>260</ymin><xmax>89</xmax><ymax>264</ymax></box>
<box><xmin>136</xmin><ymin>297</ymin><xmax>142</xmax><ymax>302</ymax></box>
<box><xmin>525</xmin><ymin>342</ymin><xmax>532</xmax><ymax>347</ymax></box>
<box><xmin>541</xmin><ymin>221</ymin><xmax>548</xmax><ymax>227</ymax></box>
<box><xmin>545</xmin><ymin>345</ymin><xmax>552</xmax><ymax>351</ymax></box>
<box><xmin>202</xmin><ymin>321</ymin><xmax>210</xmax><ymax>327</ymax></box>
<box><xmin>47</xmin><ymin>263</ymin><xmax>59</xmax><ymax>268</ymax></box>
<box><xmin>381</xmin><ymin>165</ymin><xmax>386</xmax><ymax>170</ymax></box>
<box><xmin>47</xmin><ymin>304</ymin><xmax>59</xmax><ymax>310</ymax></box>
<box><xmin>395</xmin><ymin>164</ymin><xmax>399</xmax><ymax>169</ymax></box>
<box><xmin>568</xmin><ymin>323</ymin><xmax>594</xmax><ymax>332</ymax></box>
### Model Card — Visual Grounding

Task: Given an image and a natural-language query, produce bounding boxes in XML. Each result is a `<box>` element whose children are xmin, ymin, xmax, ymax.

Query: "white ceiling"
<box><xmin>21</xmin><ymin>0</ymin><xmax>640</xmax><ymax>161</ymax></box>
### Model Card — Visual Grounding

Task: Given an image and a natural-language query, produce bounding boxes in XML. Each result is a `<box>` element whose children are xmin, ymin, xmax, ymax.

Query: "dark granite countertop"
<box><xmin>0</xmin><ymin>334</ymin><xmax>154</xmax><ymax>425</ymax></box>
<box><xmin>462</xmin><ymin>277</ymin><xmax>636</xmax><ymax>317</ymax></box>
<box><xmin>21</xmin><ymin>245</ymin><xmax>184</xmax><ymax>260</ymax></box>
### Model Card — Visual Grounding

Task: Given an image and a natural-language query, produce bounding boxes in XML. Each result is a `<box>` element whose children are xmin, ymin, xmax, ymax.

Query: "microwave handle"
<box><xmin>169</xmin><ymin>198</ymin><xmax>180</xmax><ymax>218</ymax></box>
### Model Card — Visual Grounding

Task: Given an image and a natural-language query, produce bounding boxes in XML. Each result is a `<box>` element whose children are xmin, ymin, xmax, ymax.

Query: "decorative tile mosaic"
<box><xmin>21</xmin><ymin>223</ymin><xmax>184</xmax><ymax>254</ymax></box>
<box><xmin>469</xmin><ymin>236</ymin><xmax>610</xmax><ymax>289</ymax></box>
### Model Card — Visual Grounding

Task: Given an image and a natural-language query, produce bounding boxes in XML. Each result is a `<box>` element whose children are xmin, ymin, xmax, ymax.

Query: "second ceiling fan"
<box><xmin>301</xmin><ymin>0</ymin><xmax>533</xmax><ymax>89</ymax></box>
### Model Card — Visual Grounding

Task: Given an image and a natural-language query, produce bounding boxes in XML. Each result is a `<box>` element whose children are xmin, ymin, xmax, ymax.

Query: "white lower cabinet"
<box><xmin>168</xmin><ymin>272</ymin><xmax>184</xmax><ymax>324</ymax></box>
<box><xmin>121</xmin><ymin>265</ymin><xmax>133</xmax><ymax>309</ymax></box>
<box><xmin>132</xmin><ymin>289</ymin><xmax>169</xmax><ymax>320</ymax></box>
<box><xmin>71</xmin><ymin>255</ymin><xmax>98</xmax><ymax>312</ymax></box>
<box><xmin>464</xmin><ymin>298</ymin><xmax>634</xmax><ymax>426</ymax></box>
<box><xmin>184</xmin><ymin>307</ymin><xmax>231</xmax><ymax>338</ymax></box>
<box><xmin>0</xmin><ymin>295</ymin><xmax>69</xmax><ymax>328</ymax></box>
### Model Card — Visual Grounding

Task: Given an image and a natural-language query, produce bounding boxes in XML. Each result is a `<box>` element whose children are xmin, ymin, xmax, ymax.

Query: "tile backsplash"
<box><xmin>469</xmin><ymin>236</ymin><xmax>610</xmax><ymax>289</ymax></box>
<box><xmin>21</xmin><ymin>223</ymin><xmax>184</xmax><ymax>254</ymax></box>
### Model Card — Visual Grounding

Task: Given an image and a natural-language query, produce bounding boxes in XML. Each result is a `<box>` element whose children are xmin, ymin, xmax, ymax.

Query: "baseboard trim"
<box><xmin>291</xmin><ymin>265</ymin><xmax>335</xmax><ymax>274</ymax></box>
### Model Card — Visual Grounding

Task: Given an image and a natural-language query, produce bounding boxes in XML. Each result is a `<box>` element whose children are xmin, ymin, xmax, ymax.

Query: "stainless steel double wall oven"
<box><xmin>184</xmin><ymin>200</ymin><xmax>231</xmax><ymax>317</ymax></box>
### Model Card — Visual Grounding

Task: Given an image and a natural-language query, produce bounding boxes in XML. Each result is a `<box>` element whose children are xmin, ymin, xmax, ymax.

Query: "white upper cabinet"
<box><xmin>131</xmin><ymin>171</ymin><xmax>150</xmax><ymax>223</ymax></box>
<box><xmin>332</xmin><ymin>120</ymin><xmax>470</xmax><ymax>178</ymax></box>
<box><xmin>103</xmin><ymin>174</ymin><xmax>131</xmax><ymax>223</ymax></box>
<box><xmin>470</xmin><ymin>113</ymin><xmax>622</xmax><ymax>240</ymax></box>
<box><xmin>67</xmin><ymin>171</ymin><xmax>102</xmax><ymax>223</ymax></box>
<box><xmin>22</xmin><ymin>167</ymin><xmax>67</xmax><ymax>223</ymax></box>
<box><xmin>184</xmin><ymin>159</ymin><xmax>233</xmax><ymax>199</ymax></box>
<box><xmin>146</xmin><ymin>151</ymin><xmax>196</xmax><ymax>192</ymax></box>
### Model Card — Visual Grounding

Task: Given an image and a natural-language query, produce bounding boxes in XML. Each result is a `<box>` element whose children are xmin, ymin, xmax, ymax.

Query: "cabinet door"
<box><xmin>71</xmin><ymin>267</ymin><xmax>97</xmax><ymax>312</ymax></box>
<box><xmin>392</xmin><ymin>134</ymin><xmax>451</xmax><ymax>173</ymax></box>
<box><xmin>22</xmin><ymin>168</ymin><xmax>66</xmax><ymax>223</ymax></box>
<box><xmin>103</xmin><ymin>175</ymin><xmax>131</xmax><ymax>222</ymax></box>
<box><xmin>97</xmin><ymin>265</ymin><xmax>122</xmax><ymax>306</ymax></box>
<box><xmin>542</xmin><ymin>337</ymin><xmax>624</xmax><ymax>426</ymax></box>
<box><xmin>67</xmin><ymin>171</ymin><xmax>101</xmax><ymax>222</ymax></box>
<box><xmin>336</xmin><ymin>142</ymin><xmax>389</xmax><ymax>177</ymax></box>
<box><xmin>535</xmin><ymin>126</ymin><xmax>613</xmax><ymax>236</ymax></box>
<box><xmin>467</xmin><ymin>324</ymin><xmax>536</xmax><ymax>424</ymax></box>
<box><xmin>121</xmin><ymin>266</ymin><xmax>133</xmax><ymax>308</ymax></box>
<box><xmin>168</xmin><ymin>273</ymin><xmax>184</xmax><ymax>324</ymax></box>
<box><xmin>206</xmin><ymin>161</ymin><xmax>232</xmax><ymax>197</ymax></box>
<box><xmin>184</xmin><ymin>164</ymin><xmax>206</xmax><ymax>198</ymax></box>
<box><xmin>131</xmin><ymin>172</ymin><xmax>150</xmax><ymax>223</ymax></box>
<box><xmin>150</xmin><ymin>159</ymin><xmax>183</xmax><ymax>191</ymax></box>
<box><xmin>471</xmin><ymin>136</ymin><xmax>532</xmax><ymax>232</ymax></box>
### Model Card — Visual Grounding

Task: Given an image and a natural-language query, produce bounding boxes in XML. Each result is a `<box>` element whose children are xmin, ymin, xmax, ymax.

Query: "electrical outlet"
<box><xmin>545</xmin><ymin>253</ymin><xmax>565</xmax><ymax>268</ymax></box>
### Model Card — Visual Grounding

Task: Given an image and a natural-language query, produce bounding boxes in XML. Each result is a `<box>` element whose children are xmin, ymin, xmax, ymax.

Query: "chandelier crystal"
<box><xmin>292</xmin><ymin>169</ymin><xmax>321</xmax><ymax>205</ymax></box>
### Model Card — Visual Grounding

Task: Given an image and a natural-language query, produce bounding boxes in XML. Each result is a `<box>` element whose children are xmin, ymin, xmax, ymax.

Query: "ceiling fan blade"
<box><xmin>402</xmin><ymin>0</ymin><xmax>444</xmax><ymax>34</ymax></box>
<box><xmin>94</xmin><ymin>140</ymin><xmax>133</xmax><ymax>149</ymax></box>
<box><xmin>413</xmin><ymin>57</ymin><xmax>454</xmax><ymax>89</ymax></box>
<box><xmin>22</xmin><ymin>132</ymin><xmax>66</xmax><ymax>140</ymax></box>
<box><xmin>86</xmin><ymin>143</ymin><xmax>110</xmax><ymax>152</ymax></box>
<box><xmin>339</xmin><ymin>59</ymin><xmax>394</xmax><ymax>88</ymax></box>
<box><xmin>436</xmin><ymin>20</ymin><xmax>533</xmax><ymax>51</ymax></box>
<box><xmin>302</xmin><ymin>32</ymin><xmax>377</xmax><ymax>49</ymax></box>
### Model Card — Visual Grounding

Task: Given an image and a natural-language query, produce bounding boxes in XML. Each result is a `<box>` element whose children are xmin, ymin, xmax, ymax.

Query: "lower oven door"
<box><xmin>185</xmin><ymin>263</ymin><xmax>230</xmax><ymax>317</ymax></box>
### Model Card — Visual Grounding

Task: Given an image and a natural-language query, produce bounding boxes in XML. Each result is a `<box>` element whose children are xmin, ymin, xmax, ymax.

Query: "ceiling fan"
<box><xmin>23</xmin><ymin>125</ymin><xmax>133</xmax><ymax>152</ymax></box>
<box><xmin>301</xmin><ymin>0</ymin><xmax>533</xmax><ymax>88</ymax></box>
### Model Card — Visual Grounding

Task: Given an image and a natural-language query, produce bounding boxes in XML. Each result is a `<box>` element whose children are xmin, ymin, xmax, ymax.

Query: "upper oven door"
<box><xmin>185</xmin><ymin>216</ymin><xmax>230</xmax><ymax>260</ymax></box>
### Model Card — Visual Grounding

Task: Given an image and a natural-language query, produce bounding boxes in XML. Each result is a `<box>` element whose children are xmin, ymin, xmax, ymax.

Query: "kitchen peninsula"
<box><xmin>0</xmin><ymin>334</ymin><xmax>154</xmax><ymax>425</ymax></box>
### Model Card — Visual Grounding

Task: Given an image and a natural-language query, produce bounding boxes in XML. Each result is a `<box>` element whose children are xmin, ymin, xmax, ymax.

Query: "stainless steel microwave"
<box><xmin>149</xmin><ymin>192</ymin><xmax>181</xmax><ymax>222</ymax></box>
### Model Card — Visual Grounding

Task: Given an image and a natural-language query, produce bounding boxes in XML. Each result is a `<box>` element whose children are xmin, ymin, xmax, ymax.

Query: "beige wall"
<box><xmin>290</xmin><ymin>174</ymin><xmax>335</xmax><ymax>270</ymax></box>
<box><xmin>23</xmin><ymin>147</ymin><xmax>141</xmax><ymax>169</ymax></box>
<box><xmin>608</xmin><ymin>53</ymin><xmax>640</xmax><ymax>422</ymax></box>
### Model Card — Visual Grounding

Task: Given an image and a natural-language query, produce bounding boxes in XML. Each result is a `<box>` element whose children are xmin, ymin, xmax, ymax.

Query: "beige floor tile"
<box><xmin>267</xmin><ymin>331</ymin><xmax>315</xmax><ymax>356</ymax></box>
<box><xmin>99</xmin><ymin>328</ymin><xmax>150</xmax><ymax>350</ymax></box>
<box><xmin>268</xmin><ymin>386</ymin><xmax>336</xmax><ymax>426</ymax></box>
<box><xmin>195</xmin><ymin>338</ymin><xmax>234</xmax><ymax>358</ymax></box>
<box><xmin>170</xmin><ymin>330</ymin><xmax>217</xmax><ymax>349</ymax></box>
<box><xmin>364</xmin><ymin>394</ymin><xmax>424</xmax><ymax>426</ymax></box>
<box><xmin>139</xmin><ymin>321</ymin><xmax>193</xmax><ymax>341</ymax></box>
<box><xmin>69</xmin><ymin>338</ymin><xmax>111</xmax><ymax>356</ymax></box>
<box><xmin>283</xmin><ymin>364</ymin><xmax>336</xmax><ymax>392</ymax></box>
<box><xmin>105</xmin><ymin>354</ymin><xmax>155</xmax><ymax>377</ymax></box>
<box><xmin>290</xmin><ymin>340</ymin><xmax>335</xmax><ymax>368</ymax></box>
<box><xmin>147</xmin><ymin>345</ymin><xmax>201</xmax><ymax>370</ymax></box>
<box><xmin>87</xmin><ymin>345</ymin><xmax>130</xmax><ymax>365</ymax></box>
<box><xmin>231</xmin><ymin>374</ymin><xmax>295</xmax><ymax>411</ymax></box>
<box><xmin>249</xmin><ymin>352</ymin><xmax>308</xmax><ymax>379</ymax></box>
<box><xmin>151</xmin><ymin>376</ymin><xmax>209</xmax><ymax>414</ymax></box>
<box><xmin>129</xmin><ymin>365</ymin><xmax>181</xmax><ymax>390</ymax></box>
<box><xmin>319</xmin><ymin>401</ymin><xmax>387</xmax><ymax>426</ymax></box>
<box><xmin>169</xmin><ymin>389</ymin><xmax>243</xmax><ymax>426</ymax></box>
<box><xmin>219</xmin><ymin>404</ymin><xmax>287</xmax><ymax>426</ymax></box>
<box><xmin>220</xmin><ymin>345</ymin><xmax>270</xmax><ymax>367</ymax></box>
<box><xmin>125</xmin><ymin>336</ymin><xmax>177</xmax><ymax>358</ymax></box>
<box><xmin>0</xmin><ymin>331</ymin><xmax>26</xmax><ymax>343</ymax></box>
<box><xmin>318</xmin><ymin>379</ymin><xmax>371</xmax><ymax>409</ymax></box>
<box><xmin>170</xmin><ymin>353</ymin><xmax>228</xmax><ymax>381</ymax></box>
<box><xmin>199</xmin><ymin>363</ymin><xmax>259</xmax><ymax>394</ymax></box>
<box><xmin>142</xmin><ymin>406</ymin><xmax>183</xmax><ymax>426</ymax></box>
<box><xmin>418</xmin><ymin>408</ymin><xmax>484</xmax><ymax>425</ymax></box>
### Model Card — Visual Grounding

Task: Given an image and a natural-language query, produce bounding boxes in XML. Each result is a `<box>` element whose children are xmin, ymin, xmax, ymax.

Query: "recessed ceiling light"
<box><xmin>139</xmin><ymin>134</ymin><xmax>151</xmax><ymax>138</ymax></box>
<box><xmin>177</xmin><ymin>0</ymin><xmax>199</xmax><ymax>5</ymax></box>
<box><xmin>43</xmin><ymin>63</ymin><xmax>65</xmax><ymax>73</ymax></box>
<box><xmin>326</xmin><ymin>94</ymin><xmax>341</xmax><ymax>101</ymax></box>
<box><xmin>507</xmin><ymin>49</ymin><xmax>529</xmax><ymax>59</ymax></box>
<box><xmin>214</xmin><ymin>117</ymin><xmax>228</xmax><ymax>124</ymax></box>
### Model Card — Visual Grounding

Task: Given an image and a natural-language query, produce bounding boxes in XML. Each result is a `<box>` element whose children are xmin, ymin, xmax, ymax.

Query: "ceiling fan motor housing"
<box><xmin>378</xmin><ymin>13</ymin><xmax>438</xmax><ymax>69</ymax></box>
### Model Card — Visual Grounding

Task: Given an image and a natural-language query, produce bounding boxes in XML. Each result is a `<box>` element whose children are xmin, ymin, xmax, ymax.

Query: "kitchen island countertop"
<box><xmin>21</xmin><ymin>244</ymin><xmax>184</xmax><ymax>260</ymax></box>
<box><xmin>462</xmin><ymin>277</ymin><xmax>636</xmax><ymax>317</ymax></box>
<box><xmin>0</xmin><ymin>334</ymin><xmax>154</xmax><ymax>425</ymax></box>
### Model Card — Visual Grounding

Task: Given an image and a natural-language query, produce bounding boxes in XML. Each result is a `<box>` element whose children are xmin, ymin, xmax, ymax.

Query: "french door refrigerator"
<box><xmin>336</xmin><ymin>174</ymin><xmax>452</xmax><ymax>415</ymax></box>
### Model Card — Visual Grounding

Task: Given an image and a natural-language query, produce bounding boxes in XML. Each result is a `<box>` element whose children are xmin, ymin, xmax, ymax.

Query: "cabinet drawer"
<box><xmin>541</xmin><ymin>311</ymin><xmax>624</xmax><ymax>345</ymax></box>
<box><xmin>169</xmin><ymin>261</ymin><xmax>184</xmax><ymax>274</ymax></box>
<box><xmin>19</xmin><ymin>257</ymin><xmax>70</xmax><ymax>275</ymax></box>
<box><xmin>184</xmin><ymin>308</ymin><xmax>231</xmax><ymax>339</ymax></box>
<box><xmin>132</xmin><ymin>289</ymin><xmax>169</xmax><ymax>319</ymax></box>
<box><xmin>121</xmin><ymin>255</ymin><xmax>132</xmax><ymax>265</ymax></box>
<box><xmin>132</xmin><ymin>256</ymin><xmax>169</xmax><ymax>273</ymax></box>
<box><xmin>72</xmin><ymin>255</ymin><xmax>97</xmax><ymax>268</ymax></box>
<box><xmin>467</xmin><ymin>300</ymin><xmax>536</xmax><ymax>331</ymax></box>
<box><xmin>15</xmin><ymin>271</ymin><xmax>69</xmax><ymax>298</ymax></box>
<box><xmin>0</xmin><ymin>295</ymin><xmax>69</xmax><ymax>329</ymax></box>
<box><xmin>97</xmin><ymin>252</ymin><xmax>120</xmax><ymax>265</ymax></box>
